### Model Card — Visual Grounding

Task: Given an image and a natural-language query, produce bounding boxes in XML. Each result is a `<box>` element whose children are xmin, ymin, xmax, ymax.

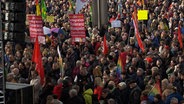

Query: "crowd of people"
<box><xmin>4</xmin><ymin>0</ymin><xmax>184</xmax><ymax>104</ymax></box>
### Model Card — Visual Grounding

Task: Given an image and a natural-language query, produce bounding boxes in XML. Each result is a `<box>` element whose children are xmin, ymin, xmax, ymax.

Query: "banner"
<box><xmin>138</xmin><ymin>10</ymin><xmax>148</xmax><ymax>20</ymax></box>
<box><xmin>69</xmin><ymin>14</ymin><xmax>86</xmax><ymax>43</ymax></box>
<box><xmin>46</xmin><ymin>16</ymin><xmax>55</xmax><ymax>23</ymax></box>
<box><xmin>75</xmin><ymin>0</ymin><xmax>89</xmax><ymax>13</ymax></box>
<box><xmin>30</xmin><ymin>36</ymin><xmax>46</xmax><ymax>44</ymax></box>
<box><xmin>27</xmin><ymin>15</ymin><xmax>45</xmax><ymax>44</ymax></box>
<box><xmin>111</xmin><ymin>20</ymin><xmax>121</xmax><ymax>27</ymax></box>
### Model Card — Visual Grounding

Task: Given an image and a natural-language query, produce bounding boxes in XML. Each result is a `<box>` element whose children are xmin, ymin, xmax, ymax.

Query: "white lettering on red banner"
<box><xmin>27</xmin><ymin>15</ymin><xmax>45</xmax><ymax>44</ymax></box>
<box><xmin>28</xmin><ymin>15</ymin><xmax>44</xmax><ymax>38</ymax></box>
<box><xmin>69</xmin><ymin>14</ymin><xmax>86</xmax><ymax>43</ymax></box>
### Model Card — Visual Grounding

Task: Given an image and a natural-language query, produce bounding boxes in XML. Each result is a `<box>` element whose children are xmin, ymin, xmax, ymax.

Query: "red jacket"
<box><xmin>94</xmin><ymin>86</ymin><xmax>103</xmax><ymax>100</ymax></box>
<box><xmin>53</xmin><ymin>83</ymin><xmax>62</xmax><ymax>99</ymax></box>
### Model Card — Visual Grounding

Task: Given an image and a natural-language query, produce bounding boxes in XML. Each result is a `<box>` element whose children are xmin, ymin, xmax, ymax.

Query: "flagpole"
<box><xmin>97</xmin><ymin>0</ymin><xmax>101</xmax><ymax>29</ymax></box>
<box><xmin>127</xmin><ymin>26</ymin><xmax>132</xmax><ymax>46</ymax></box>
<box><xmin>148</xmin><ymin>84</ymin><xmax>155</xmax><ymax>95</ymax></box>
<box><xmin>57</xmin><ymin>45</ymin><xmax>64</xmax><ymax>80</ymax></box>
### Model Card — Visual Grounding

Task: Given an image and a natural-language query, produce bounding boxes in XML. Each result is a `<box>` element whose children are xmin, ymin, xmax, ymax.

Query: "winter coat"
<box><xmin>119</xmin><ymin>88</ymin><xmax>129</xmax><ymax>104</ymax></box>
<box><xmin>108</xmin><ymin>88</ymin><xmax>122</xmax><ymax>104</ymax></box>
<box><xmin>165</xmin><ymin>92</ymin><xmax>184</xmax><ymax>104</ymax></box>
<box><xmin>83</xmin><ymin>88</ymin><xmax>93</xmax><ymax>104</ymax></box>
<box><xmin>67</xmin><ymin>96</ymin><xmax>85</xmax><ymax>104</ymax></box>
<box><xmin>52</xmin><ymin>83</ymin><xmax>62</xmax><ymax>99</ymax></box>
<box><xmin>94</xmin><ymin>86</ymin><xmax>103</xmax><ymax>100</ymax></box>
<box><xmin>39</xmin><ymin>84</ymin><xmax>54</xmax><ymax>104</ymax></box>
<box><xmin>129</xmin><ymin>85</ymin><xmax>142</xmax><ymax>104</ymax></box>
<box><xmin>30</xmin><ymin>77</ymin><xmax>41</xmax><ymax>104</ymax></box>
<box><xmin>59</xmin><ymin>86</ymin><xmax>70</xmax><ymax>104</ymax></box>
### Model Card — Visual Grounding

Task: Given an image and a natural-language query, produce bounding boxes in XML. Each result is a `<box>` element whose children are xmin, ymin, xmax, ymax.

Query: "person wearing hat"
<box><xmin>117</xmin><ymin>82</ymin><xmax>129</xmax><ymax>104</ymax></box>
<box><xmin>128</xmin><ymin>79</ymin><xmax>142</xmax><ymax>104</ymax></box>
<box><xmin>106</xmin><ymin>81</ymin><xmax>122</xmax><ymax>104</ymax></box>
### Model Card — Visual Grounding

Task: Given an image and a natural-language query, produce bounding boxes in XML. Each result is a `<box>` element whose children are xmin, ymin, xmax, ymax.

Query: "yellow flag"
<box><xmin>36</xmin><ymin>4</ymin><xmax>41</xmax><ymax>16</ymax></box>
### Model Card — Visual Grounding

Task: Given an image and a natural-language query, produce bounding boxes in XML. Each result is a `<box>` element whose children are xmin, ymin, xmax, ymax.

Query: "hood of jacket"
<box><xmin>83</xmin><ymin>88</ymin><xmax>93</xmax><ymax>96</ymax></box>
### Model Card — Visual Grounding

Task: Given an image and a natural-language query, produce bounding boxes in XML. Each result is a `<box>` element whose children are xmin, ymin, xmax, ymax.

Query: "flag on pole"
<box><xmin>41</xmin><ymin>0</ymin><xmax>47</xmax><ymax>20</ymax></box>
<box><xmin>116</xmin><ymin>52</ymin><xmax>127</xmax><ymax>74</ymax></box>
<box><xmin>35</xmin><ymin>0</ymin><xmax>41</xmax><ymax>16</ymax></box>
<box><xmin>103</xmin><ymin>35</ymin><xmax>108</xmax><ymax>55</ymax></box>
<box><xmin>137</xmin><ymin>0</ymin><xmax>144</xmax><ymax>6</ymax></box>
<box><xmin>32</xmin><ymin>37</ymin><xmax>45</xmax><ymax>85</ymax></box>
<box><xmin>116</xmin><ymin>56</ymin><xmax>122</xmax><ymax>80</ymax></box>
<box><xmin>57</xmin><ymin>45</ymin><xmax>64</xmax><ymax>79</ymax></box>
<box><xmin>132</xmin><ymin>7</ymin><xmax>145</xmax><ymax>52</ymax></box>
<box><xmin>69</xmin><ymin>0</ymin><xmax>74</xmax><ymax>11</ymax></box>
<box><xmin>116</xmin><ymin>52</ymin><xmax>127</xmax><ymax>81</ymax></box>
<box><xmin>89</xmin><ymin>3</ymin><xmax>92</xmax><ymax>23</ymax></box>
<box><xmin>178</xmin><ymin>24</ymin><xmax>183</xmax><ymax>49</ymax></box>
<box><xmin>75</xmin><ymin>0</ymin><xmax>89</xmax><ymax>14</ymax></box>
<box><xmin>149</xmin><ymin>81</ymin><xmax>162</xmax><ymax>96</ymax></box>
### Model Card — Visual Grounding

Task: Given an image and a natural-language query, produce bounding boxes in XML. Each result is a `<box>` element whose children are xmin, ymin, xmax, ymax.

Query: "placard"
<box><xmin>46</xmin><ymin>16</ymin><xmax>55</xmax><ymax>23</ymax></box>
<box><xmin>27</xmin><ymin>15</ymin><xmax>44</xmax><ymax>37</ymax></box>
<box><xmin>69</xmin><ymin>14</ymin><xmax>86</xmax><ymax>43</ymax></box>
<box><xmin>27</xmin><ymin>15</ymin><xmax>45</xmax><ymax>44</ymax></box>
<box><xmin>111</xmin><ymin>20</ymin><xmax>121</xmax><ymax>27</ymax></box>
<box><xmin>138</xmin><ymin>10</ymin><xmax>148</xmax><ymax>20</ymax></box>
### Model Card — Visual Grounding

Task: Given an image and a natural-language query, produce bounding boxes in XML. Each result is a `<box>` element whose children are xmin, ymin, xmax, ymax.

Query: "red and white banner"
<box><xmin>69</xmin><ymin>14</ymin><xmax>86</xmax><ymax>43</ymax></box>
<box><xmin>27</xmin><ymin>15</ymin><xmax>45</xmax><ymax>44</ymax></box>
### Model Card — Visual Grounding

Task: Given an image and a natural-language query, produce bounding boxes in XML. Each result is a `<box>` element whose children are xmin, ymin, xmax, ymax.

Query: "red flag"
<box><xmin>32</xmin><ymin>37</ymin><xmax>45</xmax><ymax>85</ymax></box>
<box><xmin>132</xmin><ymin>7</ymin><xmax>145</xmax><ymax>52</ymax></box>
<box><xmin>35</xmin><ymin>0</ymin><xmax>38</xmax><ymax>4</ymax></box>
<box><xmin>103</xmin><ymin>35</ymin><xmax>108</xmax><ymax>55</ymax></box>
<box><xmin>178</xmin><ymin>25</ymin><xmax>183</xmax><ymax>49</ymax></box>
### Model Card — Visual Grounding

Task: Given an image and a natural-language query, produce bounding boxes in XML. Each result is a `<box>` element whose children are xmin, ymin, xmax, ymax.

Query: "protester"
<box><xmin>30</xmin><ymin>70</ymin><xmax>41</xmax><ymax>104</ymax></box>
<box><xmin>67</xmin><ymin>88</ymin><xmax>85</xmax><ymax>104</ymax></box>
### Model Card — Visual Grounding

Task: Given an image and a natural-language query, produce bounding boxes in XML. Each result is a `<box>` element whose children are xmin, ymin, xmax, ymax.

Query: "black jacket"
<box><xmin>129</xmin><ymin>85</ymin><xmax>142</xmax><ymax>104</ymax></box>
<box><xmin>67</xmin><ymin>96</ymin><xmax>85</xmax><ymax>104</ymax></box>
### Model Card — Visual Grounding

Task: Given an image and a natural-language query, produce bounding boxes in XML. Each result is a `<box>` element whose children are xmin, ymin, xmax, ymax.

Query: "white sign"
<box><xmin>111</xmin><ymin>20</ymin><xmax>121</xmax><ymax>27</ymax></box>
<box><xmin>75</xmin><ymin>0</ymin><xmax>89</xmax><ymax>13</ymax></box>
<box><xmin>30</xmin><ymin>36</ymin><xmax>46</xmax><ymax>44</ymax></box>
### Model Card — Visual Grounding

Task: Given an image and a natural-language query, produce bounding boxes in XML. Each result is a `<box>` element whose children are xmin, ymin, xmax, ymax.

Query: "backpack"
<box><xmin>92</xmin><ymin>94</ymin><xmax>100</xmax><ymax>104</ymax></box>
